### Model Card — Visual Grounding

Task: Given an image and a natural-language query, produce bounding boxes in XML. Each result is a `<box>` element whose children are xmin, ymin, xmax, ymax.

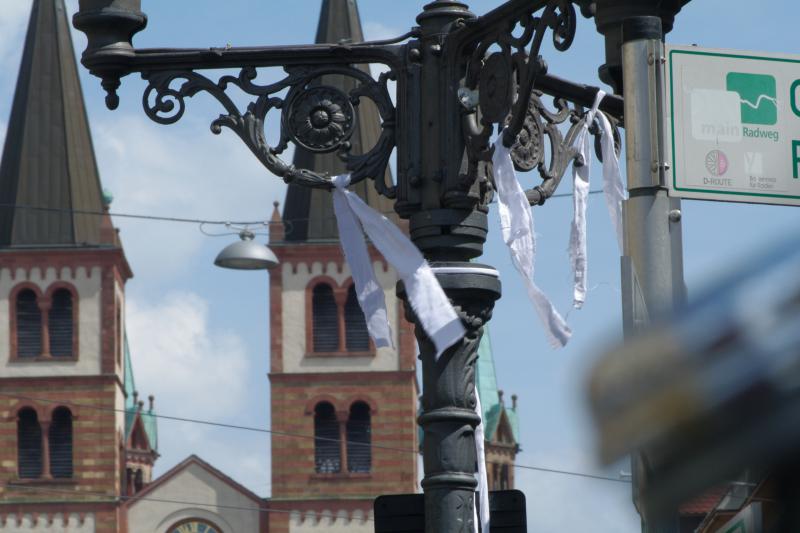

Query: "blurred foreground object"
<box><xmin>588</xmin><ymin>233</ymin><xmax>800</xmax><ymax>530</ymax></box>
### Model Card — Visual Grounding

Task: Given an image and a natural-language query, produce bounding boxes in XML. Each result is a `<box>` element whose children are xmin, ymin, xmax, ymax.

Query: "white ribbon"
<box><xmin>569</xmin><ymin>91</ymin><xmax>603</xmax><ymax>309</ymax></box>
<box><xmin>492</xmin><ymin>135</ymin><xmax>572</xmax><ymax>348</ymax></box>
<box><xmin>598</xmin><ymin>109</ymin><xmax>626</xmax><ymax>251</ymax></box>
<box><xmin>331</xmin><ymin>174</ymin><xmax>465</xmax><ymax>358</ymax></box>
<box><xmin>569</xmin><ymin>90</ymin><xmax>627</xmax><ymax>308</ymax></box>
<box><xmin>473</xmin><ymin>384</ymin><xmax>490</xmax><ymax>533</ymax></box>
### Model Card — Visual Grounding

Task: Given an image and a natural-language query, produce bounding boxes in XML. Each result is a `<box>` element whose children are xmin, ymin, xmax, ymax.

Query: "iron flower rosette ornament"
<box><xmin>286</xmin><ymin>86</ymin><xmax>356</xmax><ymax>153</ymax></box>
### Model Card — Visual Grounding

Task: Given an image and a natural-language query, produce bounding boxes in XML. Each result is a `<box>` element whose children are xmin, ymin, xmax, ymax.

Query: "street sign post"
<box><xmin>667</xmin><ymin>45</ymin><xmax>800</xmax><ymax>206</ymax></box>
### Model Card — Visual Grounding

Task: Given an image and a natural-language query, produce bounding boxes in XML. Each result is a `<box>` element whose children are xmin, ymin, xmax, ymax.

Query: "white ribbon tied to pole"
<box><xmin>473</xmin><ymin>384</ymin><xmax>490</xmax><ymax>533</ymax></box>
<box><xmin>331</xmin><ymin>174</ymin><xmax>465</xmax><ymax>358</ymax></box>
<box><xmin>569</xmin><ymin>90</ymin><xmax>627</xmax><ymax>309</ymax></box>
<box><xmin>492</xmin><ymin>134</ymin><xmax>572</xmax><ymax>348</ymax></box>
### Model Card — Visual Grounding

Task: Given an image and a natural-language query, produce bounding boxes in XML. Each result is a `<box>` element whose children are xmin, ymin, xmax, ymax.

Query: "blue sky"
<box><xmin>1</xmin><ymin>1</ymin><xmax>799</xmax><ymax>531</ymax></box>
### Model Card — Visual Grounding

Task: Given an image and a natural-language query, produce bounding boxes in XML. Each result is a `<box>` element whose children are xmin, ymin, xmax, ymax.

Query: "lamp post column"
<box><xmin>620</xmin><ymin>16</ymin><xmax>685</xmax><ymax>533</ymax></box>
<box><xmin>407</xmin><ymin>2</ymin><xmax>501</xmax><ymax>532</ymax></box>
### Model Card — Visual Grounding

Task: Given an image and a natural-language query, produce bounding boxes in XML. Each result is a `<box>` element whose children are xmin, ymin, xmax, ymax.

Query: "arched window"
<box><xmin>17</xmin><ymin>408</ymin><xmax>42</xmax><ymax>478</ymax></box>
<box><xmin>312</xmin><ymin>283</ymin><xmax>339</xmax><ymax>352</ymax></box>
<box><xmin>347</xmin><ymin>401</ymin><xmax>371</xmax><ymax>473</ymax></box>
<box><xmin>314</xmin><ymin>402</ymin><xmax>340</xmax><ymax>473</ymax></box>
<box><xmin>16</xmin><ymin>289</ymin><xmax>42</xmax><ymax>357</ymax></box>
<box><xmin>344</xmin><ymin>285</ymin><xmax>369</xmax><ymax>352</ymax></box>
<box><xmin>49</xmin><ymin>407</ymin><xmax>73</xmax><ymax>478</ymax></box>
<box><xmin>134</xmin><ymin>469</ymin><xmax>144</xmax><ymax>492</ymax></box>
<box><xmin>49</xmin><ymin>289</ymin><xmax>73</xmax><ymax>357</ymax></box>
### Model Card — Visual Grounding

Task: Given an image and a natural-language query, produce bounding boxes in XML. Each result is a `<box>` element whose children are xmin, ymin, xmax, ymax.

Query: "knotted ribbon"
<box><xmin>331</xmin><ymin>173</ymin><xmax>465</xmax><ymax>358</ymax></box>
<box><xmin>569</xmin><ymin>90</ymin><xmax>626</xmax><ymax>308</ymax></box>
<box><xmin>493</xmin><ymin>134</ymin><xmax>572</xmax><ymax>348</ymax></box>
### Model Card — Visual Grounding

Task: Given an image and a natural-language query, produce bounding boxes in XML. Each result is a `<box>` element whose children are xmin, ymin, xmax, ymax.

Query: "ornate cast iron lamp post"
<box><xmin>73</xmin><ymin>1</ymin><xmax>686</xmax><ymax>530</ymax></box>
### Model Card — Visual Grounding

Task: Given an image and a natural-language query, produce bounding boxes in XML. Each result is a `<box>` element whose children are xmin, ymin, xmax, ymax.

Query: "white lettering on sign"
<box><xmin>691</xmin><ymin>89</ymin><xmax>743</xmax><ymax>142</ymax></box>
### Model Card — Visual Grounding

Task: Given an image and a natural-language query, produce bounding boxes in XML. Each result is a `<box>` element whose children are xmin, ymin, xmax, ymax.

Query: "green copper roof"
<box><xmin>141</xmin><ymin>408</ymin><xmax>158</xmax><ymax>451</ymax></box>
<box><xmin>476</xmin><ymin>328</ymin><xmax>520</xmax><ymax>443</ymax></box>
<box><xmin>124</xmin><ymin>335</ymin><xmax>136</xmax><ymax>410</ymax></box>
<box><xmin>419</xmin><ymin>328</ymin><xmax>520</xmax><ymax>446</ymax></box>
<box><xmin>123</xmin><ymin>334</ymin><xmax>158</xmax><ymax>450</ymax></box>
<box><xmin>476</xmin><ymin>330</ymin><xmax>501</xmax><ymax>439</ymax></box>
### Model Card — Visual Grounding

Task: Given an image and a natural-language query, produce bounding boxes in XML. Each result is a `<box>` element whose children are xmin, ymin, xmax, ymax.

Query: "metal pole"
<box><xmin>620</xmin><ymin>16</ymin><xmax>685</xmax><ymax>533</ymax></box>
<box><xmin>408</xmin><ymin>3</ymin><xmax>501</xmax><ymax>532</ymax></box>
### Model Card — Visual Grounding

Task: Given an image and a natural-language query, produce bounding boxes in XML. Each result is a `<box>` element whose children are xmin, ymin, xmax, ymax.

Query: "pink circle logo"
<box><xmin>705</xmin><ymin>150</ymin><xmax>729</xmax><ymax>176</ymax></box>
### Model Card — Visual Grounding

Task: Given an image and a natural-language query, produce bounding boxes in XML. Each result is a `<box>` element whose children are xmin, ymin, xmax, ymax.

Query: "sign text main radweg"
<box><xmin>667</xmin><ymin>45</ymin><xmax>800</xmax><ymax>206</ymax></box>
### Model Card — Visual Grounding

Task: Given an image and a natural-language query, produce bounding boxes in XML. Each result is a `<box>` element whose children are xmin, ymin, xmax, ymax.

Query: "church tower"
<box><xmin>0</xmin><ymin>1</ymin><xmax>139</xmax><ymax>530</ymax></box>
<box><xmin>267</xmin><ymin>1</ymin><xmax>419</xmax><ymax>531</ymax></box>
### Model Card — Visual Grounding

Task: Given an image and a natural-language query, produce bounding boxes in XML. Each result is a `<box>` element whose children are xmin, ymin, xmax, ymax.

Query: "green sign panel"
<box><xmin>667</xmin><ymin>45</ymin><xmax>800</xmax><ymax>206</ymax></box>
<box><xmin>726</xmin><ymin>72</ymin><xmax>778</xmax><ymax>125</ymax></box>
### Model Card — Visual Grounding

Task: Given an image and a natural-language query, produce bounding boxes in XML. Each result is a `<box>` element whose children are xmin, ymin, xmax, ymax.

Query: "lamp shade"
<box><xmin>214</xmin><ymin>232</ymin><xmax>279</xmax><ymax>270</ymax></box>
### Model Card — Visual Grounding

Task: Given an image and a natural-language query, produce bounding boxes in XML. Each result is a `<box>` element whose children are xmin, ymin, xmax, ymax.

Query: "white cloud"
<box><xmin>124</xmin><ymin>291</ymin><xmax>271</xmax><ymax>494</ymax></box>
<box><xmin>125</xmin><ymin>291</ymin><xmax>250</xmax><ymax>418</ymax></box>
<box><xmin>92</xmin><ymin>113</ymin><xmax>285</xmax><ymax>281</ymax></box>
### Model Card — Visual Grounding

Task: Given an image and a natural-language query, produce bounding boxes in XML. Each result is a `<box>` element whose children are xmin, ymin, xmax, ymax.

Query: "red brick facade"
<box><xmin>267</xmin><ymin>236</ymin><xmax>420</xmax><ymax>529</ymax></box>
<box><xmin>0</xmin><ymin>378</ymin><xmax>124</xmax><ymax>532</ymax></box>
<box><xmin>270</xmin><ymin>371</ymin><xmax>418</xmax><ymax>499</ymax></box>
<box><xmin>0</xmin><ymin>251</ymin><xmax>130</xmax><ymax>532</ymax></box>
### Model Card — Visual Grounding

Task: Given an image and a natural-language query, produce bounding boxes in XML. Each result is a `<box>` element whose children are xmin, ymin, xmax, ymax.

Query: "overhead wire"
<box><xmin>0</xmin><ymin>189</ymin><xmax>604</xmax><ymax>228</ymax></box>
<box><xmin>0</xmin><ymin>391</ymin><xmax>629</xmax><ymax>485</ymax></box>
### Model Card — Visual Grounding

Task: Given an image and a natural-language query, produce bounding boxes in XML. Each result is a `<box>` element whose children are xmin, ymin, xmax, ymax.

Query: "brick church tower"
<box><xmin>266</xmin><ymin>1</ymin><xmax>419</xmax><ymax>531</ymax></box>
<box><xmin>0</xmin><ymin>1</ymin><xmax>155</xmax><ymax>531</ymax></box>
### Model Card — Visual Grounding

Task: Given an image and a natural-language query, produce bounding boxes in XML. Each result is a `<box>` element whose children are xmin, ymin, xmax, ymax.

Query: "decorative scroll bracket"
<box><xmin>141</xmin><ymin>62</ymin><xmax>399</xmax><ymax>197</ymax></box>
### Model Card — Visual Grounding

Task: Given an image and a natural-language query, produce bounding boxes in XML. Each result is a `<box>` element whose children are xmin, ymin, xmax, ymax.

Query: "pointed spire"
<box><xmin>315</xmin><ymin>0</ymin><xmax>365</xmax><ymax>44</ymax></box>
<box><xmin>282</xmin><ymin>0</ymin><xmax>396</xmax><ymax>242</ymax></box>
<box><xmin>0</xmin><ymin>0</ymin><xmax>109</xmax><ymax>247</ymax></box>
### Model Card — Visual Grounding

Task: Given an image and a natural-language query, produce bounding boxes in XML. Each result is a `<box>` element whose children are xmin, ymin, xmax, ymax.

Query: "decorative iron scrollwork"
<box><xmin>141</xmin><ymin>63</ymin><xmax>397</xmax><ymax>197</ymax></box>
<box><xmin>509</xmin><ymin>95</ymin><xmax>546</xmax><ymax>172</ymax></box>
<box><xmin>457</xmin><ymin>0</ymin><xmax>623</xmax><ymax>206</ymax></box>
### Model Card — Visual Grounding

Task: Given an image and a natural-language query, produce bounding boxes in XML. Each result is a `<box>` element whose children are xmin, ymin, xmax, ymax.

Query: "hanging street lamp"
<box><xmin>213</xmin><ymin>228</ymin><xmax>279</xmax><ymax>271</ymax></box>
<box><xmin>72</xmin><ymin>0</ymin><xmax>690</xmax><ymax>531</ymax></box>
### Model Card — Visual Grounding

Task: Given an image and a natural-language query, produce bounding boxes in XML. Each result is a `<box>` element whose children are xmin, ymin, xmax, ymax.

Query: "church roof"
<box><xmin>281</xmin><ymin>0</ymin><xmax>396</xmax><ymax>242</ymax></box>
<box><xmin>476</xmin><ymin>329</ymin><xmax>520</xmax><ymax>443</ymax></box>
<box><xmin>0</xmin><ymin>0</ymin><xmax>108</xmax><ymax>248</ymax></box>
<box><xmin>125</xmin><ymin>455</ymin><xmax>265</xmax><ymax>508</ymax></box>
<box><xmin>124</xmin><ymin>335</ymin><xmax>158</xmax><ymax>450</ymax></box>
